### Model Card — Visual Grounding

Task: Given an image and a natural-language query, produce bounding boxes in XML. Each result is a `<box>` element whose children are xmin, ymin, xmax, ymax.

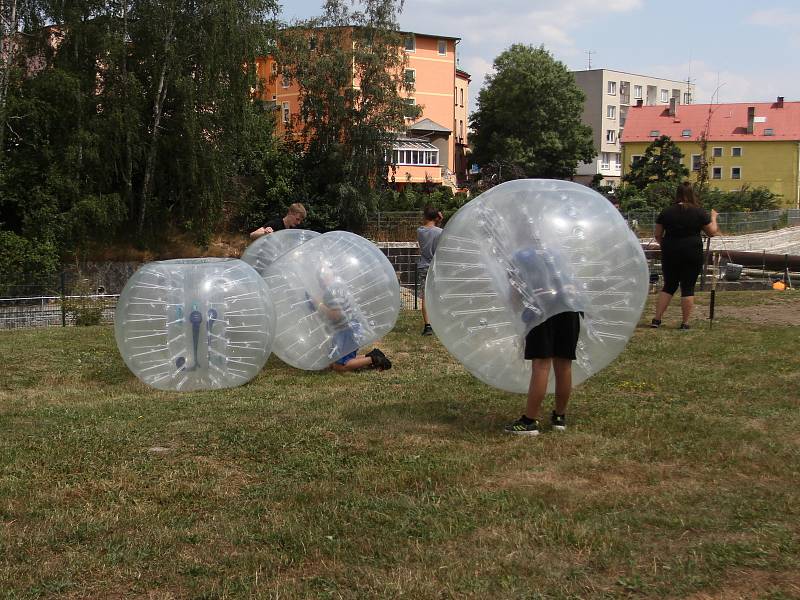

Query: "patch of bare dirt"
<box><xmin>715</xmin><ymin>297</ymin><xmax>800</xmax><ymax>326</ymax></box>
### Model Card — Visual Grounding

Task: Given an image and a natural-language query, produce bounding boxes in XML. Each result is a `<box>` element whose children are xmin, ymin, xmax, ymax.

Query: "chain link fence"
<box><xmin>625</xmin><ymin>208</ymin><xmax>800</xmax><ymax>237</ymax></box>
<box><xmin>0</xmin><ymin>272</ymin><xmax>118</xmax><ymax>330</ymax></box>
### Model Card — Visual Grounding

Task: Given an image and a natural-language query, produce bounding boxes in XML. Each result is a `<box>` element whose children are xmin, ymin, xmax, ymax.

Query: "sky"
<box><xmin>278</xmin><ymin>0</ymin><xmax>800</xmax><ymax>116</ymax></box>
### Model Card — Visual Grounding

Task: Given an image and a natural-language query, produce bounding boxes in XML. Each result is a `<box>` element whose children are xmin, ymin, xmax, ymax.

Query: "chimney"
<box><xmin>747</xmin><ymin>106</ymin><xmax>755</xmax><ymax>134</ymax></box>
<box><xmin>777</xmin><ymin>96</ymin><xmax>785</xmax><ymax>107</ymax></box>
<box><xmin>669</xmin><ymin>97</ymin><xmax>678</xmax><ymax>117</ymax></box>
<box><xmin>636</xmin><ymin>99</ymin><xmax>643</xmax><ymax>108</ymax></box>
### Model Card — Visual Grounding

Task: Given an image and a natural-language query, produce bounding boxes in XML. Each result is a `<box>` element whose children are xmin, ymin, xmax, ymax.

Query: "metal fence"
<box><xmin>626</xmin><ymin>208</ymin><xmax>800</xmax><ymax>237</ymax></box>
<box><xmin>0</xmin><ymin>294</ymin><xmax>118</xmax><ymax>329</ymax></box>
<box><xmin>0</xmin><ymin>271</ymin><xmax>119</xmax><ymax>330</ymax></box>
<box><xmin>364</xmin><ymin>211</ymin><xmax>422</xmax><ymax>243</ymax></box>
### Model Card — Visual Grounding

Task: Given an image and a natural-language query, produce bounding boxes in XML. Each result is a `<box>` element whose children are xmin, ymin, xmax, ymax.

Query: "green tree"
<box><xmin>1</xmin><ymin>0</ymin><xmax>282</xmax><ymax>256</ymax></box>
<box><xmin>470</xmin><ymin>44</ymin><xmax>594</xmax><ymax>182</ymax></box>
<box><xmin>703</xmin><ymin>185</ymin><xmax>781</xmax><ymax>213</ymax></box>
<box><xmin>278</xmin><ymin>0</ymin><xmax>415</xmax><ymax>231</ymax></box>
<box><xmin>623</xmin><ymin>135</ymin><xmax>689</xmax><ymax>190</ymax></box>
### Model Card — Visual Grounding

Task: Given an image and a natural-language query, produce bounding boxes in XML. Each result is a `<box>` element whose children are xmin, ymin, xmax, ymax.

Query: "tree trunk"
<box><xmin>121</xmin><ymin>0</ymin><xmax>133</xmax><ymax>218</ymax></box>
<box><xmin>0</xmin><ymin>0</ymin><xmax>19</xmax><ymax>153</ymax></box>
<box><xmin>138</xmin><ymin>17</ymin><xmax>174</xmax><ymax>234</ymax></box>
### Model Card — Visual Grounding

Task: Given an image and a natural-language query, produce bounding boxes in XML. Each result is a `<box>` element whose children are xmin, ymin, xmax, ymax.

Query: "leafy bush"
<box><xmin>0</xmin><ymin>232</ymin><xmax>60</xmax><ymax>296</ymax></box>
<box><xmin>62</xmin><ymin>278</ymin><xmax>108</xmax><ymax>326</ymax></box>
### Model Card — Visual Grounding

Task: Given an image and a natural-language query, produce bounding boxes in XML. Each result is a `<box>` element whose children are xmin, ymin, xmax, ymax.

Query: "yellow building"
<box><xmin>620</xmin><ymin>99</ymin><xmax>800</xmax><ymax>208</ymax></box>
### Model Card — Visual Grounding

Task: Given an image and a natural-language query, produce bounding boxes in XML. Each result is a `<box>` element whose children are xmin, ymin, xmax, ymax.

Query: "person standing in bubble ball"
<box><xmin>314</xmin><ymin>268</ymin><xmax>393</xmax><ymax>372</ymax></box>
<box><xmin>417</xmin><ymin>205</ymin><xmax>444</xmax><ymax>336</ymax></box>
<box><xmin>651</xmin><ymin>182</ymin><xmax>719</xmax><ymax>330</ymax></box>
<box><xmin>504</xmin><ymin>246</ymin><xmax>582</xmax><ymax>436</ymax></box>
<box><xmin>249</xmin><ymin>202</ymin><xmax>307</xmax><ymax>240</ymax></box>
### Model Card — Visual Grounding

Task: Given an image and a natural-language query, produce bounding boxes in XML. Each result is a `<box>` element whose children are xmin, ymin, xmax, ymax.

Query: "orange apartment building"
<box><xmin>256</xmin><ymin>29</ymin><xmax>470</xmax><ymax>189</ymax></box>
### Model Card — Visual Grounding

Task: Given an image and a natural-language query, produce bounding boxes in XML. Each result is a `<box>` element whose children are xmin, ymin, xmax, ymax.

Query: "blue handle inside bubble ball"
<box><xmin>190</xmin><ymin>308</ymin><xmax>203</xmax><ymax>369</ymax></box>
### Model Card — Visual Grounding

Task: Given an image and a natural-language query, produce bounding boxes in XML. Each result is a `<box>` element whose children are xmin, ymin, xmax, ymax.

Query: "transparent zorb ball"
<box><xmin>426</xmin><ymin>179</ymin><xmax>648</xmax><ymax>393</ymax></box>
<box><xmin>114</xmin><ymin>258</ymin><xmax>276</xmax><ymax>391</ymax></box>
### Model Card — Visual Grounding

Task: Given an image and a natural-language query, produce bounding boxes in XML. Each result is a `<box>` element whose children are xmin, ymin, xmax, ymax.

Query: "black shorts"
<box><xmin>524</xmin><ymin>311</ymin><xmax>581</xmax><ymax>360</ymax></box>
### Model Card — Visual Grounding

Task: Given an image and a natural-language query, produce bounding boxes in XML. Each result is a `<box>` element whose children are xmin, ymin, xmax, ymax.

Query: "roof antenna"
<box><xmin>585</xmin><ymin>50</ymin><xmax>594</xmax><ymax>70</ymax></box>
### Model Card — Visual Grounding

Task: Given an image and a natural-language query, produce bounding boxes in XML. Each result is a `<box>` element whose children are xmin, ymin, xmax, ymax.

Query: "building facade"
<box><xmin>256</xmin><ymin>29</ymin><xmax>468</xmax><ymax>189</ymax></box>
<box><xmin>572</xmin><ymin>69</ymin><xmax>694</xmax><ymax>186</ymax></box>
<box><xmin>620</xmin><ymin>99</ymin><xmax>800</xmax><ymax>208</ymax></box>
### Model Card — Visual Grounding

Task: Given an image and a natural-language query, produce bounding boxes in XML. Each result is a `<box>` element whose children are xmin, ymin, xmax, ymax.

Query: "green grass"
<box><xmin>1</xmin><ymin>291</ymin><xmax>799</xmax><ymax>599</ymax></box>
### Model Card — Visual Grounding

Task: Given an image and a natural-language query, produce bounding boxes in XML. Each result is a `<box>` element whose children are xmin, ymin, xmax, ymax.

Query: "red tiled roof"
<box><xmin>620</xmin><ymin>101</ymin><xmax>800</xmax><ymax>143</ymax></box>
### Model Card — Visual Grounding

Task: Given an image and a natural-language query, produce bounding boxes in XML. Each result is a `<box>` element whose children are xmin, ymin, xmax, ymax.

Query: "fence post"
<box><xmin>60</xmin><ymin>271</ymin><xmax>67</xmax><ymax>327</ymax></box>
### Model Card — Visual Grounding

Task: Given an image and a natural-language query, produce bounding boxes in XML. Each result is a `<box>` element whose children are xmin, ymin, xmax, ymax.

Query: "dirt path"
<box><xmin>713</xmin><ymin>294</ymin><xmax>800</xmax><ymax>326</ymax></box>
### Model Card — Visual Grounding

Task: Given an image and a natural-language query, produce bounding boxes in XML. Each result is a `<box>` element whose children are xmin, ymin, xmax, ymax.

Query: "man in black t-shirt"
<box><xmin>249</xmin><ymin>203</ymin><xmax>307</xmax><ymax>240</ymax></box>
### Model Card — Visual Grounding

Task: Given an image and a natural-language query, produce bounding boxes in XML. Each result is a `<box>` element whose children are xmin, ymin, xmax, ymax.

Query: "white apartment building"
<box><xmin>572</xmin><ymin>69</ymin><xmax>695</xmax><ymax>186</ymax></box>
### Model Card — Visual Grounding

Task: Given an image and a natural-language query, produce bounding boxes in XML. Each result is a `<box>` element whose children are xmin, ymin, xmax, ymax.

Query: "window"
<box><xmin>732</xmin><ymin>167</ymin><xmax>741</xmax><ymax>179</ymax></box>
<box><xmin>681</xmin><ymin>129</ymin><xmax>692</xmax><ymax>137</ymax></box>
<box><xmin>633</xmin><ymin>85</ymin><xmax>642</xmax><ymax>99</ymax></box>
<box><xmin>459</xmin><ymin>88</ymin><xmax>464</xmax><ymax>107</ymax></box>
<box><xmin>404</xmin><ymin>69</ymin><xmax>415</xmax><ymax>85</ymax></box>
<box><xmin>282</xmin><ymin>102</ymin><xmax>289</xmax><ymax>123</ymax></box>
<box><xmin>606</xmin><ymin>129</ymin><xmax>615</xmax><ymax>143</ymax></box>
<box><xmin>438</xmin><ymin>39</ymin><xmax>447</xmax><ymax>55</ymax></box>
<box><xmin>270</xmin><ymin>63</ymin><xmax>277</xmax><ymax>76</ymax></box>
<box><xmin>712</xmin><ymin>167</ymin><xmax>722</xmax><ymax>179</ymax></box>
<box><xmin>649</xmin><ymin>130</ymin><xmax>660</xmax><ymax>137</ymax></box>
<box><xmin>732</xmin><ymin>147</ymin><xmax>742</xmax><ymax>157</ymax></box>
<box><xmin>607</xmin><ymin>81</ymin><xmax>617</xmax><ymax>95</ymax></box>
<box><xmin>459</xmin><ymin>120</ymin><xmax>464</xmax><ymax>140</ymax></box>
<box><xmin>392</xmin><ymin>145</ymin><xmax>439</xmax><ymax>166</ymax></box>
<box><xmin>281</xmin><ymin>69</ymin><xmax>290</xmax><ymax>88</ymax></box>
<box><xmin>404</xmin><ymin>35</ymin><xmax>415</xmax><ymax>52</ymax></box>
<box><xmin>454</xmin><ymin>87</ymin><xmax>457</xmax><ymax>105</ymax></box>
<box><xmin>764</xmin><ymin>128</ymin><xmax>775</xmax><ymax>136</ymax></box>
<box><xmin>712</xmin><ymin>147</ymin><xmax>723</xmax><ymax>158</ymax></box>
<box><xmin>691</xmin><ymin>154</ymin><xmax>702</xmax><ymax>171</ymax></box>
<box><xmin>683</xmin><ymin>92</ymin><xmax>692</xmax><ymax>104</ymax></box>
<box><xmin>607</xmin><ymin>105</ymin><xmax>616</xmax><ymax>119</ymax></box>
<box><xmin>631</xmin><ymin>154</ymin><xmax>643</xmax><ymax>166</ymax></box>
<box><xmin>402</xmin><ymin>98</ymin><xmax>416</xmax><ymax>118</ymax></box>
<box><xmin>660</xmin><ymin>89</ymin><xmax>669</xmax><ymax>103</ymax></box>
<box><xmin>601</xmin><ymin>152</ymin><xmax>610</xmax><ymax>169</ymax></box>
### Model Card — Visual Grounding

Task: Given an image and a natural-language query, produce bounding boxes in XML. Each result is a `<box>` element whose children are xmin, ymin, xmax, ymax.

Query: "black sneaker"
<box><xmin>650</xmin><ymin>319</ymin><xmax>661</xmax><ymax>329</ymax></box>
<box><xmin>368</xmin><ymin>352</ymin><xmax>392</xmax><ymax>370</ymax></box>
<box><xmin>421</xmin><ymin>324</ymin><xmax>433</xmax><ymax>336</ymax></box>
<box><xmin>679</xmin><ymin>323</ymin><xmax>690</xmax><ymax>330</ymax></box>
<box><xmin>504</xmin><ymin>416</ymin><xmax>539</xmax><ymax>436</ymax></box>
<box><xmin>366</xmin><ymin>348</ymin><xmax>386</xmax><ymax>361</ymax></box>
<box><xmin>550</xmin><ymin>411</ymin><xmax>567</xmax><ymax>431</ymax></box>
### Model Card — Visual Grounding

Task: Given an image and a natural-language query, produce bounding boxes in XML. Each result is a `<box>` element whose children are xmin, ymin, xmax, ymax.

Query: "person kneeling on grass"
<box><xmin>315</xmin><ymin>270</ymin><xmax>392</xmax><ymax>373</ymax></box>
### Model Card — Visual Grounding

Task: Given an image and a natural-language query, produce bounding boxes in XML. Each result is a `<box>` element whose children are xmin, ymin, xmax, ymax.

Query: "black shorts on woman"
<box><xmin>524</xmin><ymin>311</ymin><xmax>581</xmax><ymax>360</ymax></box>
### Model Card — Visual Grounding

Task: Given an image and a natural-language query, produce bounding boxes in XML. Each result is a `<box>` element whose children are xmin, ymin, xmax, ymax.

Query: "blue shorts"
<box><xmin>335</xmin><ymin>350</ymin><xmax>358</xmax><ymax>366</ymax></box>
<box><xmin>332</xmin><ymin>327</ymin><xmax>359</xmax><ymax>365</ymax></box>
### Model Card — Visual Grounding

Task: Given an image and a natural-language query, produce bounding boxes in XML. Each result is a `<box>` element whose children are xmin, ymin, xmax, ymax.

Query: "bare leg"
<box><xmin>421</xmin><ymin>297</ymin><xmax>429</xmax><ymax>326</ymax></box>
<box><xmin>653</xmin><ymin>291</ymin><xmax>673</xmax><ymax>321</ymax></box>
<box><xmin>552</xmin><ymin>358</ymin><xmax>572</xmax><ymax>415</ymax></box>
<box><xmin>680</xmin><ymin>295</ymin><xmax>694</xmax><ymax>324</ymax></box>
<box><xmin>331</xmin><ymin>356</ymin><xmax>374</xmax><ymax>372</ymax></box>
<box><xmin>524</xmin><ymin>358</ymin><xmax>552</xmax><ymax>420</ymax></box>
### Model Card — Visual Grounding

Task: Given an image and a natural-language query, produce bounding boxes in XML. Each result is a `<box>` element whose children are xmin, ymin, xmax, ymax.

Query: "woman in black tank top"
<box><xmin>650</xmin><ymin>182</ymin><xmax>719</xmax><ymax>329</ymax></box>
